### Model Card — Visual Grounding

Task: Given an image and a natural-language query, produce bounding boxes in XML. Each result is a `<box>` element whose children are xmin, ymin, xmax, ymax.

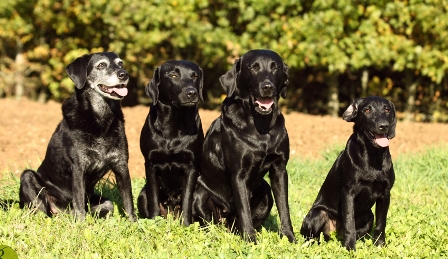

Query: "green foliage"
<box><xmin>0</xmin><ymin>0</ymin><xmax>448</xmax><ymax>119</ymax></box>
<box><xmin>1</xmin><ymin>145</ymin><xmax>448</xmax><ymax>258</ymax></box>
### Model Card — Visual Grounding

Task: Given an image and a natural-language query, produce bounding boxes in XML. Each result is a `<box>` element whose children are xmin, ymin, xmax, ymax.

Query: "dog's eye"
<box><xmin>385</xmin><ymin>108</ymin><xmax>390</xmax><ymax>113</ymax></box>
<box><xmin>250</xmin><ymin>63</ymin><xmax>260</xmax><ymax>71</ymax></box>
<box><xmin>97</xmin><ymin>62</ymin><xmax>107</xmax><ymax>69</ymax></box>
<box><xmin>170</xmin><ymin>74</ymin><xmax>178</xmax><ymax>78</ymax></box>
<box><xmin>117</xmin><ymin>61</ymin><xmax>123</xmax><ymax>68</ymax></box>
<box><xmin>364</xmin><ymin>109</ymin><xmax>371</xmax><ymax>114</ymax></box>
<box><xmin>270</xmin><ymin>62</ymin><xmax>278</xmax><ymax>70</ymax></box>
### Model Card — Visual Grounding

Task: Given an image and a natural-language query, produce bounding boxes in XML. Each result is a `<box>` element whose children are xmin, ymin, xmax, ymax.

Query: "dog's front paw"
<box><xmin>281</xmin><ymin>230</ymin><xmax>297</xmax><ymax>243</ymax></box>
<box><xmin>74</xmin><ymin>210</ymin><xmax>86</xmax><ymax>221</ymax></box>
<box><xmin>373</xmin><ymin>231</ymin><xmax>386</xmax><ymax>247</ymax></box>
<box><xmin>242</xmin><ymin>231</ymin><xmax>257</xmax><ymax>244</ymax></box>
<box><xmin>343</xmin><ymin>237</ymin><xmax>356</xmax><ymax>251</ymax></box>
<box><xmin>128</xmin><ymin>212</ymin><xmax>137</xmax><ymax>222</ymax></box>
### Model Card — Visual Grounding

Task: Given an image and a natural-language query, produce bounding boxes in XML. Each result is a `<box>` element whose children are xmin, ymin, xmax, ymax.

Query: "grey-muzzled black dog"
<box><xmin>137</xmin><ymin>60</ymin><xmax>204</xmax><ymax>226</ymax></box>
<box><xmin>300</xmin><ymin>96</ymin><xmax>396</xmax><ymax>250</ymax></box>
<box><xmin>192</xmin><ymin>49</ymin><xmax>296</xmax><ymax>243</ymax></box>
<box><xmin>19</xmin><ymin>52</ymin><xmax>136</xmax><ymax>221</ymax></box>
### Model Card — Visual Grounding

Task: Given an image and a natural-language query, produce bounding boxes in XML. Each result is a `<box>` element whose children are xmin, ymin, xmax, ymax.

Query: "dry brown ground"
<box><xmin>1</xmin><ymin>98</ymin><xmax>447</xmax><ymax>178</ymax></box>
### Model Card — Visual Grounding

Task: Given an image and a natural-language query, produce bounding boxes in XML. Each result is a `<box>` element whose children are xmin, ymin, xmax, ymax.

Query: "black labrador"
<box><xmin>300</xmin><ymin>96</ymin><xmax>396</xmax><ymax>250</ymax></box>
<box><xmin>192</xmin><ymin>49</ymin><xmax>296</xmax><ymax>243</ymax></box>
<box><xmin>137</xmin><ymin>60</ymin><xmax>204</xmax><ymax>226</ymax></box>
<box><xmin>19</xmin><ymin>52</ymin><xmax>136</xmax><ymax>221</ymax></box>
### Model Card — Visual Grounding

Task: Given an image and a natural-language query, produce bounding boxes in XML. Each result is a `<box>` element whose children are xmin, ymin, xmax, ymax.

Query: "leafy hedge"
<box><xmin>1</xmin><ymin>0</ymin><xmax>447</xmax><ymax>120</ymax></box>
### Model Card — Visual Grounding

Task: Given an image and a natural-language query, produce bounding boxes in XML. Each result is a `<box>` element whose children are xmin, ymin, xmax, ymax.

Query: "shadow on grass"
<box><xmin>0</xmin><ymin>171</ymin><xmax>20</xmax><ymax>211</ymax></box>
<box><xmin>0</xmin><ymin>199</ymin><xmax>19</xmax><ymax>211</ymax></box>
<box><xmin>262</xmin><ymin>213</ymin><xmax>280</xmax><ymax>232</ymax></box>
<box><xmin>93</xmin><ymin>174</ymin><xmax>129</xmax><ymax>218</ymax></box>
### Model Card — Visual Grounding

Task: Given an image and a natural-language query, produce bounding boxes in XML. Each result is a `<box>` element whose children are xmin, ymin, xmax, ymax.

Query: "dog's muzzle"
<box><xmin>179</xmin><ymin>87</ymin><xmax>199</xmax><ymax>106</ymax></box>
<box><xmin>98</xmin><ymin>84</ymin><xmax>128</xmax><ymax>98</ymax></box>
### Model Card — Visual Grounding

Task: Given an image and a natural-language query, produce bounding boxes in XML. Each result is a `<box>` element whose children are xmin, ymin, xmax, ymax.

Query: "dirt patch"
<box><xmin>1</xmin><ymin>98</ymin><xmax>447</xmax><ymax>178</ymax></box>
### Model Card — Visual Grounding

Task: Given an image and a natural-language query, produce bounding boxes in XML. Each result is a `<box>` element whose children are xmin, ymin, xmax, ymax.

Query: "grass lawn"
<box><xmin>1</xmin><ymin>144</ymin><xmax>447</xmax><ymax>258</ymax></box>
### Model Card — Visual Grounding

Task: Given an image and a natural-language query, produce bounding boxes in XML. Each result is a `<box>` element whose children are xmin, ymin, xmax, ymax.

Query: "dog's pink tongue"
<box><xmin>375</xmin><ymin>134</ymin><xmax>389</xmax><ymax>147</ymax></box>
<box><xmin>108</xmin><ymin>88</ymin><xmax>128</xmax><ymax>97</ymax></box>
<box><xmin>256</xmin><ymin>98</ymin><xmax>274</xmax><ymax>110</ymax></box>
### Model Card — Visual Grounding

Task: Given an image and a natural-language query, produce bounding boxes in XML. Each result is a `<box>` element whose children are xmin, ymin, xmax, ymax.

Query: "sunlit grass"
<box><xmin>1</xmin><ymin>144</ymin><xmax>447</xmax><ymax>258</ymax></box>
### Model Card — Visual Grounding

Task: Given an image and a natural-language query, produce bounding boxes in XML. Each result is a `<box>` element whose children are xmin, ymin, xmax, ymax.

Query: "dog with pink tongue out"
<box><xmin>192</xmin><ymin>49</ymin><xmax>296</xmax><ymax>244</ymax></box>
<box><xmin>19</xmin><ymin>52</ymin><xmax>136</xmax><ymax>222</ymax></box>
<box><xmin>301</xmin><ymin>96</ymin><xmax>397</xmax><ymax>251</ymax></box>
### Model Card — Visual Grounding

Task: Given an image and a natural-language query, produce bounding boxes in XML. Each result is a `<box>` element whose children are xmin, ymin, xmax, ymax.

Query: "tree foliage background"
<box><xmin>1</xmin><ymin>0</ymin><xmax>447</xmax><ymax>121</ymax></box>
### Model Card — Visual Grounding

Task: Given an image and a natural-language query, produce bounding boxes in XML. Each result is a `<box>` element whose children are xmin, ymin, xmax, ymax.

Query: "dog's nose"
<box><xmin>261</xmin><ymin>82</ymin><xmax>274</xmax><ymax>92</ymax></box>
<box><xmin>378</xmin><ymin>123</ymin><xmax>389</xmax><ymax>131</ymax></box>
<box><xmin>118</xmin><ymin>70</ymin><xmax>129</xmax><ymax>80</ymax></box>
<box><xmin>261</xmin><ymin>81</ymin><xmax>274</xmax><ymax>93</ymax></box>
<box><xmin>186</xmin><ymin>88</ymin><xmax>197</xmax><ymax>99</ymax></box>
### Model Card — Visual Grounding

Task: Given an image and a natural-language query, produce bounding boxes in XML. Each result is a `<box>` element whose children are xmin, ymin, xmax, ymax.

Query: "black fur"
<box><xmin>192</xmin><ymin>49</ymin><xmax>296</xmax><ymax>243</ymax></box>
<box><xmin>19</xmin><ymin>52</ymin><xmax>136</xmax><ymax>221</ymax></box>
<box><xmin>300</xmin><ymin>96</ymin><xmax>396</xmax><ymax>250</ymax></box>
<box><xmin>137</xmin><ymin>60</ymin><xmax>204</xmax><ymax>226</ymax></box>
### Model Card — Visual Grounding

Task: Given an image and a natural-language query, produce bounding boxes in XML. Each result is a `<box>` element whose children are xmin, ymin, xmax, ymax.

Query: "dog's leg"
<box><xmin>250</xmin><ymin>179</ymin><xmax>273</xmax><ymax>229</ymax></box>
<box><xmin>137</xmin><ymin>185</ymin><xmax>150</xmax><ymax>218</ymax></box>
<box><xmin>192</xmin><ymin>184</ymin><xmax>214</xmax><ymax>225</ymax></box>
<box><xmin>19</xmin><ymin>169</ymin><xmax>50</xmax><ymax>215</ymax></box>
<box><xmin>300</xmin><ymin>208</ymin><xmax>335</xmax><ymax>241</ymax></box>
<box><xmin>373</xmin><ymin>192</ymin><xmax>391</xmax><ymax>246</ymax></box>
<box><xmin>71</xmin><ymin>166</ymin><xmax>87</xmax><ymax>221</ymax></box>
<box><xmin>355</xmin><ymin>211</ymin><xmax>374</xmax><ymax>239</ymax></box>
<box><xmin>341</xmin><ymin>188</ymin><xmax>357</xmax><ymax>250</ymax></box>
<box><xmin>113</xmin><ymin>163</ymin><xmax>137</xmax><ymax>221</ymax></box>
<box><xmin>270</xmin><ymin>166</ymin><xmax>297</xmax><ymax>243</ymax></box>
<box><xmin>139</xmin><ymin>161</ymin><xmax>160</xmax><ymax>219</ymax></box>
<box><xmin>88</xmin><ymin>194</ymin><xmax>114</xmax><ymax>218</ymax></box>
<box><xmin>231</xmin><ymin>175</ymin><xmax>258</xmax><ymax>243</ymax></box>
<box><xmin>180</xmin><ymin>167</ymin><xmax>199</xmax><ymax>226</ymax></box>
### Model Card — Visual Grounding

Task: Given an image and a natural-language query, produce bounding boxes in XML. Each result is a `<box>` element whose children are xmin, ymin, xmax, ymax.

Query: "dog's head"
<box><xmin>343</xmin><ymin>96</ymin><xmax>397</xmax><ymax>148</ymax></box>
<box><xmin>145</xmin><ymin>60</ymin><xmax>203</xmax><ymax>106</ymax></box>
<box><xmin>65</xmin><ymin>52</ymin><xmax>129</xmax><ymax>100</ymax></box>
<box><xmin>219</xmin><ymin>49</ymin><xmax>289</xmax><ymax>115</ymax></box>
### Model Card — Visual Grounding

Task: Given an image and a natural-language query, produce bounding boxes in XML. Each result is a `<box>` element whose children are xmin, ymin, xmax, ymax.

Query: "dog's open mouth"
<box><xmin>254</xmin><ymin>97</ymin><xmax>274</xmax><ymax>114</ymax></box>
<box><xmin>98</xmin><ymin>84</ymin><xmax>128</xmax><ymax>97</ymax></box>
<box><xmin>367</xmin><ymin>131</ymin><xmax>389</xmax><ymax>147</ymax></box>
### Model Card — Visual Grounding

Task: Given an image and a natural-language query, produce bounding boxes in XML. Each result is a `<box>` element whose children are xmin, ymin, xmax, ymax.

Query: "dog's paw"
<box><xmin>281</xmin><ymin>230</ymin><xmax>297</xmax><ymax>243</ymax></box>
<box><xmin>128</xmin><ymin>213</ymin><xmax>137</xmax><ymax>222</ymax></box>
<box><xmin>74</xmin><ymin>210</ymin><xmax>86</xmax><ymax>221</ymax></box>
<box><xmin>373</xmin><ymin>229</ymin><xmax>386</xmax><ymax>247</ymax></box>
<box><xmin>181</xmin><ymin>218</ymin><xmax>191</xmax><ymax>227</ymax></box>
<box><xmin>242</xmin><ymin>232</ymin><xmax>257</xmax><ymax>244</ymax></box>
<box><xmin>343</xmin><ymin>237</ymin><xmax>356</xmax><ymax>251</ymax></box>
<box><xmin>373</xmin><ymin>234</ymin><xmax>386</xmax><ymax>247</ymax></box>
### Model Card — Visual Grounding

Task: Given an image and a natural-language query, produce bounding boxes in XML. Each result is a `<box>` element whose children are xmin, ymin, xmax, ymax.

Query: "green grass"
<box><xmin>1</xmin><ymin>144</ymin><xmax>447</xmax><ymax>258</ymax></box>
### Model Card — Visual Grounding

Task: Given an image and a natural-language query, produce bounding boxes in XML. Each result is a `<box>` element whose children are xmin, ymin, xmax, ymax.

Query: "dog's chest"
<box><xmin>83</xmin><ymin>136</ymin><xmax>124</xmax><ymax>165</ymax></box>
<box><xmin>356</xmin><ymin>170</ymin><xmax>392</xmax><ymax>198</ymax></box>
<box><xmin>151</xmin><ymin>138</ymin><xmax>196</xmax><ymax>164</ymax></box>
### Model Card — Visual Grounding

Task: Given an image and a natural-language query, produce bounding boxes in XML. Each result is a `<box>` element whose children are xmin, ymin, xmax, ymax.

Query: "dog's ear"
<box><xmin>279</xmin><ymin>62</ymin><xmax>289</xmax><ymax>99</ymax></box>
<box><xmin>65</xmin><ymin>54</ymin><xmax>92</xmax><ymax>89</ymax></box>
<box><xmin>387</xmin><ymin>100</ymin><xmax>397</xmax><ymax>139</ymax></box>
<box><xmin>343</xmin><ymin>98</ymin><xmax>363</xmax><ymax>122</ymax></box>
<box><xmin>219</xmin><ymin>58</ymin><xmax>241</xmax><ymax>97</ymax></box>
<box><xmin>146</xmin><ymin>67</ymin><xmax>160</xmax><ymax>104</ymax></box>
<box><xmin>198</xmin><ymin>66</ymin><xmax>204</xmax><ymax>102</ymax></box>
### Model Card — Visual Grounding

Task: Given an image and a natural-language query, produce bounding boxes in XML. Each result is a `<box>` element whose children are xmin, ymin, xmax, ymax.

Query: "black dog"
<box><xmin>300</xmin><ymin>96</ymin><xmax>396</xmax><ymax>250</ymax></box>
<box><xmin>137</xmin><ymin>60</ymin><xmax>204</xmax><ymax>226</ymax></box>
<box><xmin>19</xmin><ymin>52</ymin><xmax>136</xmax><ymax>221</ymax></box>
<box><xmin>192</xmin><ymin>49</ymin><xmax>296</xmax><ymax>243</ymax></box>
